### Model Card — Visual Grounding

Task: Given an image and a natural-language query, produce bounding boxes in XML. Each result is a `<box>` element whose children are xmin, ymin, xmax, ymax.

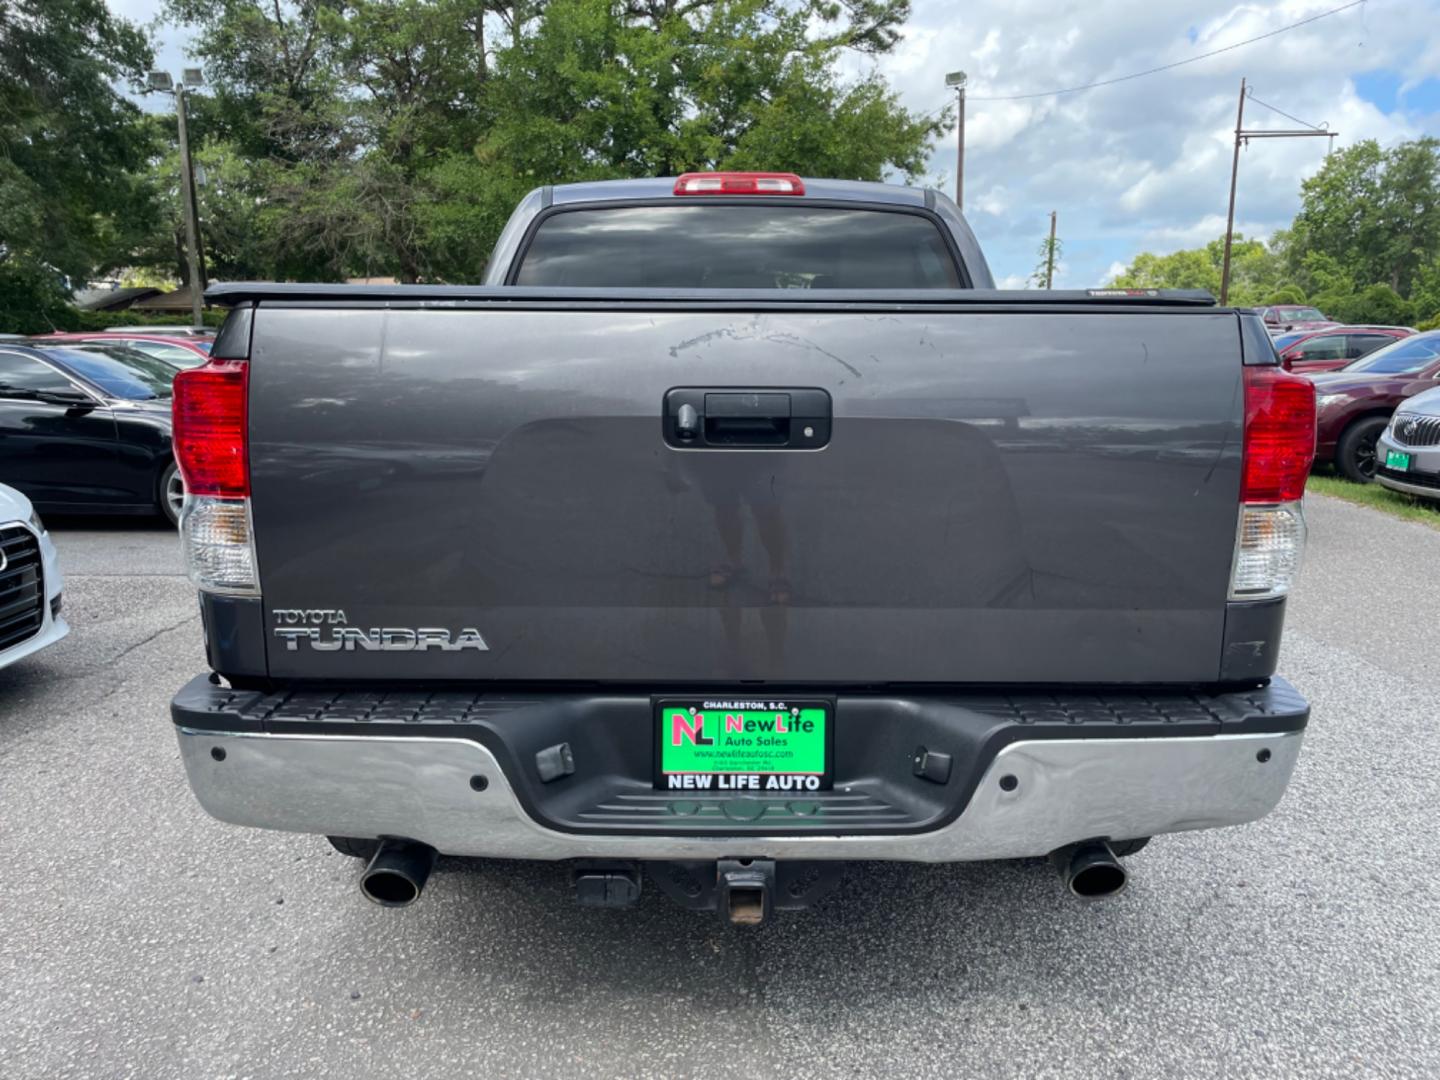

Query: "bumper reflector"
<box><xmin>181</xmin><ymin>496</ymin><xmax>259</xmax><ymax>596</ymax></box>
<box><xmin>1229</xmin><ymin>501</ymin><xmax>1306</xmax><ymax>601</ymax></box>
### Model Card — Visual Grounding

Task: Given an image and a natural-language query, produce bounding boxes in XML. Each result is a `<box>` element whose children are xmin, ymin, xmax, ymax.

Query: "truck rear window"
<box><xmin>513</xmin><ymin>205</ymin><xmax>962</xmax><ymax>289</ymax></box>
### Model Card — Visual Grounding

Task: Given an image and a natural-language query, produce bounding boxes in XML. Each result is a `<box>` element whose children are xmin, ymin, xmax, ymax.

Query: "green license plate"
<box><xmin>655</xmin><ymin>698</ymin><xmax>832</xmax><ymax>792</ymax></box>
<box><xmin>1386</xmin><ymin>450</ymin><xmax>1411</xmax><ymax>471</ymax></box>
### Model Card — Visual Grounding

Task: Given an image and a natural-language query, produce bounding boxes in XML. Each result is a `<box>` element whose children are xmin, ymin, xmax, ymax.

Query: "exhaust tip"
<box><xmin>1053</xmin><ymin>840</ymin><xmax>1129</xmax><ymax>901</ymax></box>
<box><xmin>359</xmin><ymin>840</ymin><xmax>437</xmax><ymax>908</ymax></box>
<box><xmin>1069</xmin><ymin>858</ymin><xmax>1128</xmax><ymax>899</ymax></box>
<box><xmin>361</xmin><ymin>868</ymin><xmax>422</xmax><ymax>907</ymax></box>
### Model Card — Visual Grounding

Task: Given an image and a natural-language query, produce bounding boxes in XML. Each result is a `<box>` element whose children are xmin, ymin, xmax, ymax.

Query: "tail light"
<box><xmin>674</xmin><ymin>172</ymin><xmax>805</xmax><ymax>196</ymax></box>
<box><xmin>172</xmin><ymin>359</ymin><xmax>258</xmax><ymax>595</ymax></box>
<box><xmin>1230</xmin><ymin>365</ymin><xmax>1315</xmax><ymax>601</ymax></box>
<box><xmin>173</xmin><ymin>361</ymin><xmax>248</xmax><ymax>497</ymax></box>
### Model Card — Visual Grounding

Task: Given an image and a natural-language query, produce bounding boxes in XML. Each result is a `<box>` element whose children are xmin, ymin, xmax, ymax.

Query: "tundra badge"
<box><xmin>271</xmin><ymin>608</ymin><xmax>488</xmax><ymax>652</ymax></box>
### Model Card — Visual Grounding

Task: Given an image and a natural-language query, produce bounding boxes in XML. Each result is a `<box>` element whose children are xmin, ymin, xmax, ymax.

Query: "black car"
<box><xmin>0</xmin><ymin>342</ymin><xmax>181</xmax><ymax>524</ymax></box>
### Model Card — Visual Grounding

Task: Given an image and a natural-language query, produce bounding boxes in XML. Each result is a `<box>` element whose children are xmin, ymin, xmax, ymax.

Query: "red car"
<box><xmin>1309</xmin><ymin>331</ymin><xmax>1440</xmax><ymax>481</ymax></box>
<box><xmin>1258</xmin><ymin>304</ymin><xmax>1338</xmax><ymax>335</ymax></box>
<box><xmin>32</xmin><ymin>332</ymin><xmax>212</xmax><ymax>369</ymax></box>
<box><xmin>1277</xmin><ymin>326</ymin><xmax>1414</xmax><ymax>374</ymax></box>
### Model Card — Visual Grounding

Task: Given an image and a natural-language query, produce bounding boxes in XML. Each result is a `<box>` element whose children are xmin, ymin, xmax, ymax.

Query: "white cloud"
<box><xmin>878</xmin><ymin>0</ymin><xmax>1440</xmax><ymax>286</ymax></box>
<box><xmin>970</xmin><ymin>184</ymin><xmax>1012</xmax><ymax>217</ymax></box>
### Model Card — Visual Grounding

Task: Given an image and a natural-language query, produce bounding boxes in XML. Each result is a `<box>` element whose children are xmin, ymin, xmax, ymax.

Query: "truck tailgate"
<box><xmin>247</xmin><ymin>302</ymin><xmax>1243</xmax><ymax>684</ymax></box>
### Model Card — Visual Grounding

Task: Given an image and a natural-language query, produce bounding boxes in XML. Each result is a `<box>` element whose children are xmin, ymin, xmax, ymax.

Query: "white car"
<box><xmin>0</xmin><ymin>483</ymin><xmax>68</xmax><ymax>670</ymax></box>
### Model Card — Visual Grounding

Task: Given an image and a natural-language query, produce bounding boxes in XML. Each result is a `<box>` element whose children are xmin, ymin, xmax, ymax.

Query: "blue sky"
<box><xmin>110</xmin><ymin>0</ymin><xmax>1440</xmax><ymax>287</ymax></box>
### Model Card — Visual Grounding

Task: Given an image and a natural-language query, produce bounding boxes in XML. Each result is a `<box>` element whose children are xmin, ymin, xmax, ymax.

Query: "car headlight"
<box><xmin>27</xmin><ymin>509</ymin><xmax>46</xmax><ymax>535</ymax></box>
<box><xmin>1315</xmin><ymin>393</ymin><xmax>1348</xmax><ymax>412</ymax></box>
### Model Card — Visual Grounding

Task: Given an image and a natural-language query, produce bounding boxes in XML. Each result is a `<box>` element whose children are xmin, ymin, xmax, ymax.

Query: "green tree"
<box><xmin>0</xmin><ymin>0</ymin><xmax>157</xmax><ymax>328</ymax></box>
<box><xmin>1109</xmin><ymin>235</ymin><xmax>1293</xmax><ymax>306</ymax></box>
<box><xmin>1409</xmin><ymin>255</ymin><xmax>1440</xmax><ymax>327</ymax></box>
<box><xmin>1288</xmin><ymin>138</ymin><xmax>1440</xmax><ymax>296</ymax></box>
<box><xmin>163</xmin><ymin>0</ymin><xmax>940</xmax><ymax>282</ymax></box>
<box><xmin>1028</xmin><ymin>226</ymin><xmax>1061</xmax><ymax>288</ymax></box>
<box><xmin>1264</xmin><ymin>285</ymin><xmax>1308</xmax><ymax>305</ymax></box>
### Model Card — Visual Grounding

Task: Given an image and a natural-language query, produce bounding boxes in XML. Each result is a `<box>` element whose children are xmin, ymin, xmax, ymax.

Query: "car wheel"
<box><xmin>327</xmin><ymin>836</ymin><xmax>381</xmax><ymax>860</ymax></box>
<box><xmin>159</xmin><ymin>461</ymin><xmax>184</xmax><ymax>525</ymax></box>
<box><xmin>1336</xmin><ymin>416</ymin><xmax>1389</xmax><ymax>483</ymax></box>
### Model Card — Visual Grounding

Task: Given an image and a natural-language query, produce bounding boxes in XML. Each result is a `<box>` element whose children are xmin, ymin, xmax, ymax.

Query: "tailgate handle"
<box><xmin>705</xmin><ymin>393</ymin><xmax>791</xmax><ymax>446</ymax></box>
<box><xmin>663</xmin><ymin>388</ymin><xmax>831</xmax><ymax>450</ymax></box>
<box><xmin>705</xmin><ymin>392</ymin><xmax>791</xmax><ymax>419</ymax></box>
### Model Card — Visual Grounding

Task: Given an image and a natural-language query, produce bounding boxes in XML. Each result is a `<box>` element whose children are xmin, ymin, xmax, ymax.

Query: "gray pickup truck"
<box><xmin>171</xmin><ymin>173</ymin><xmax>1316</xmax><ymax>924</ymax></box>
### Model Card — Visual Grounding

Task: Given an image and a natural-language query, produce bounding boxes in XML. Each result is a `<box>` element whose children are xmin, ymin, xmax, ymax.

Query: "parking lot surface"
<box><xmin>1</xmin><ymin>497</ymin><xmax>1437</xmax><ymax>1080</ymax></box>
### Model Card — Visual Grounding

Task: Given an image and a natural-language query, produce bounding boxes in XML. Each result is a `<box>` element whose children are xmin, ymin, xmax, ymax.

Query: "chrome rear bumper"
<box><xmin>176</xmin><ymin>727</ymin><xmax>1303</xmax><ymax>862</ymax></box>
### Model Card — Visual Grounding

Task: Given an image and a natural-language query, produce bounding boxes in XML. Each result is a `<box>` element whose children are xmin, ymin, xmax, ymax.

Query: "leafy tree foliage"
<box><xmin>0</xmin><ymin>0</ymin><xmax>156</xmax><ymax>326</ymax></box>
<box><xmin>149</xmin><ymin>0</ymin><xmax>940</xmax><ymax>283</ymax></box>
<box><xmin>1109</xmin><ymin>236</ymin><xmax>1283</xmax><ymax>305</ymax></box>
<box><xmin>1028</xmin><ymin>228</ymin><xmax>1061</xmax><ymax>288</ymax></box>
<box><xmin>1288</xmin><ymin>138</ymin><xmax>1440</xmax><ymax>296</ymax></box>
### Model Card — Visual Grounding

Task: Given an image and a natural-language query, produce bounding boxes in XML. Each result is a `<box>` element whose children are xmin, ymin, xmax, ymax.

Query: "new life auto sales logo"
<box><xmin>272</xmin><ymin>608</ymin><xmax>487</xmax><ymax>652</ymax></box>
<box><xmin>666</xmin><ymin>701</ymin><xmax>824</xmax><ymax>791</ymax></box>
<box><xmin>670</xmin><ymin>701</ymin><xmax>805</xmax><ymax>746</ymax></box>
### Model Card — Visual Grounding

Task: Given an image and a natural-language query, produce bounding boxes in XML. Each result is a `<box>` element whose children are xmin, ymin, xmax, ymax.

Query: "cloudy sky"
<box><xmin>110</xmin><ymin>0</ymin><xmax>1440</xmax><ymax>287</ymax></box>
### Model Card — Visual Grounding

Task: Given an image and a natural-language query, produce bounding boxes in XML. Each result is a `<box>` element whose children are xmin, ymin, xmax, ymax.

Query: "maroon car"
<box><xmin>1258</xmin><ymin>304</ymin><xmax>1338</xmax><ymax>335</ymax></box>
<box><xmin>1278</xmin><ymin>326</ymin><xmax>1414</xmax><ymax>374</ymax></box>
<box><xmin>1310</xmin><ymin>331</ymin><xmax>1440</xmax><ymax>481</ymax></box>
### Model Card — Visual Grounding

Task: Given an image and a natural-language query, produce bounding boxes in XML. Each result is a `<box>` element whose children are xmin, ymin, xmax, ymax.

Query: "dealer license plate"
<box><xmin>655</xmin><ymin>698</ymin><xmax>832</xmax><ymax>792</ymax></box>
<box><xmin>1386</xmin><ymin>450</ymin><xmax>1411</xmax><ymax>471</ymax></box>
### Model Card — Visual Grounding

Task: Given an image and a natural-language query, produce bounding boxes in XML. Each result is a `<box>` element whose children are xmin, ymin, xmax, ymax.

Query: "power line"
<box><xmin>941</xmin><ymin>0</ymin><xmax>1366</xmax><ymax>106</ymax></box>
<box><xmin>1244</xmin><ymin>90</ymin><xmax>1326</xmax><ymax>131</ymax></box>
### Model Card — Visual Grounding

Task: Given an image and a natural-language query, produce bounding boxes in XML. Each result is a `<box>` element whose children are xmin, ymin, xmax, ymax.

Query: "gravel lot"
<box><xmin>1</xmin><ymin>495</ymin><xmax>1437</xmax><ymax>1080</ymax></box>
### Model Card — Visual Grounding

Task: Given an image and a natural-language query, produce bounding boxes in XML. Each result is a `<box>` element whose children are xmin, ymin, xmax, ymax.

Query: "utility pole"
<box><xmin>1219</xmin><ymin>77</ymin><xmax>1336</xmax><ymax>306</ymax></box>
<box><xmin>1219</xmin><ymin>79</ymin><xmax>1246</xmax><ymax>308</ymax></box>
<box><xmin>174</xmin><ymin>85</ymin><xmax>205</xmax><ymax>329</ymax></box>
<box><xmin>147</xmin><ymin>68</ymin><xmax>208</xmax><ymax>329</ymax></box>
<box><xmin>946</xmin><ymin>70</ymin><xmax>967</xmax><ymax>211</ymax></box>
<box><xmin>1045</xmin><ymin>210</ymin><xmax>1057</xmax><ymax>289</ymax></box>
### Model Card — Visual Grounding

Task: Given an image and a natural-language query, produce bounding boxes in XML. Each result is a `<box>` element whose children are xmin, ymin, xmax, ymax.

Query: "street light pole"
<box><xmin>149</xmin><ymin>68</ymin><xmax>208</xmax><ymax>329</ymax></box>
<box><xmin>946</xmin><ymin>70</ymin><xmax>967</xmax><ymax>211</ymax></box>
<box><xmin>173</xmin><ymin>85</ymin><xmax>205</xmax><ymax>330</ymax></box>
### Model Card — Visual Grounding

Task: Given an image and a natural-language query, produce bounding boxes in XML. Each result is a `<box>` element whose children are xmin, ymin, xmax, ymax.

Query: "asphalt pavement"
<box><xmin>1</xmin><ymin>497</ymin><xmax>1437</xmax><ymax>1079</ymax></box>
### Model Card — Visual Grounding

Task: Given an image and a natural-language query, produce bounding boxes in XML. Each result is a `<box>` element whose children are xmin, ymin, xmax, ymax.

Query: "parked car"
<box><xmin>33</xmin><ymin>332</ymin><xmax>212</xmax><ymax>369</ymax></box>
<box><xmin>0</xmin><ymin>482</ymin><xmax>68</xmax><ymax>671</ymax></box>
<box><xmin>1276</xmin><ymin>326</ymin><xmax>1415</xmax><ymax>373</ymax></box>
<box><xmin>1309</xmin><ymin>331</ymin><xmax>1440</xmax><ymax>482</ymax></box>
<box><xmin>1258</xmin><ymin>304</ymin><xmax>1337</xmax><ymax>335</ymax></box>
<box><xmin>1375</xmin><ymin>385</ymin><xmax>1440</xmax><ymax>502</ymax></box>
<box><xmin>169</xmin><ymin>173</ymin><xmax>1313</xmax><ymax>923</ymax></box>
<box><xmin>99</xmin><ymin>325</ymin><xmax>212</xmax><ymax>337</ymax></box>
<box><xmin>0</xmin><ymin>342</ymin><xmax>181</xmax><ymax>524</ymax></box>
